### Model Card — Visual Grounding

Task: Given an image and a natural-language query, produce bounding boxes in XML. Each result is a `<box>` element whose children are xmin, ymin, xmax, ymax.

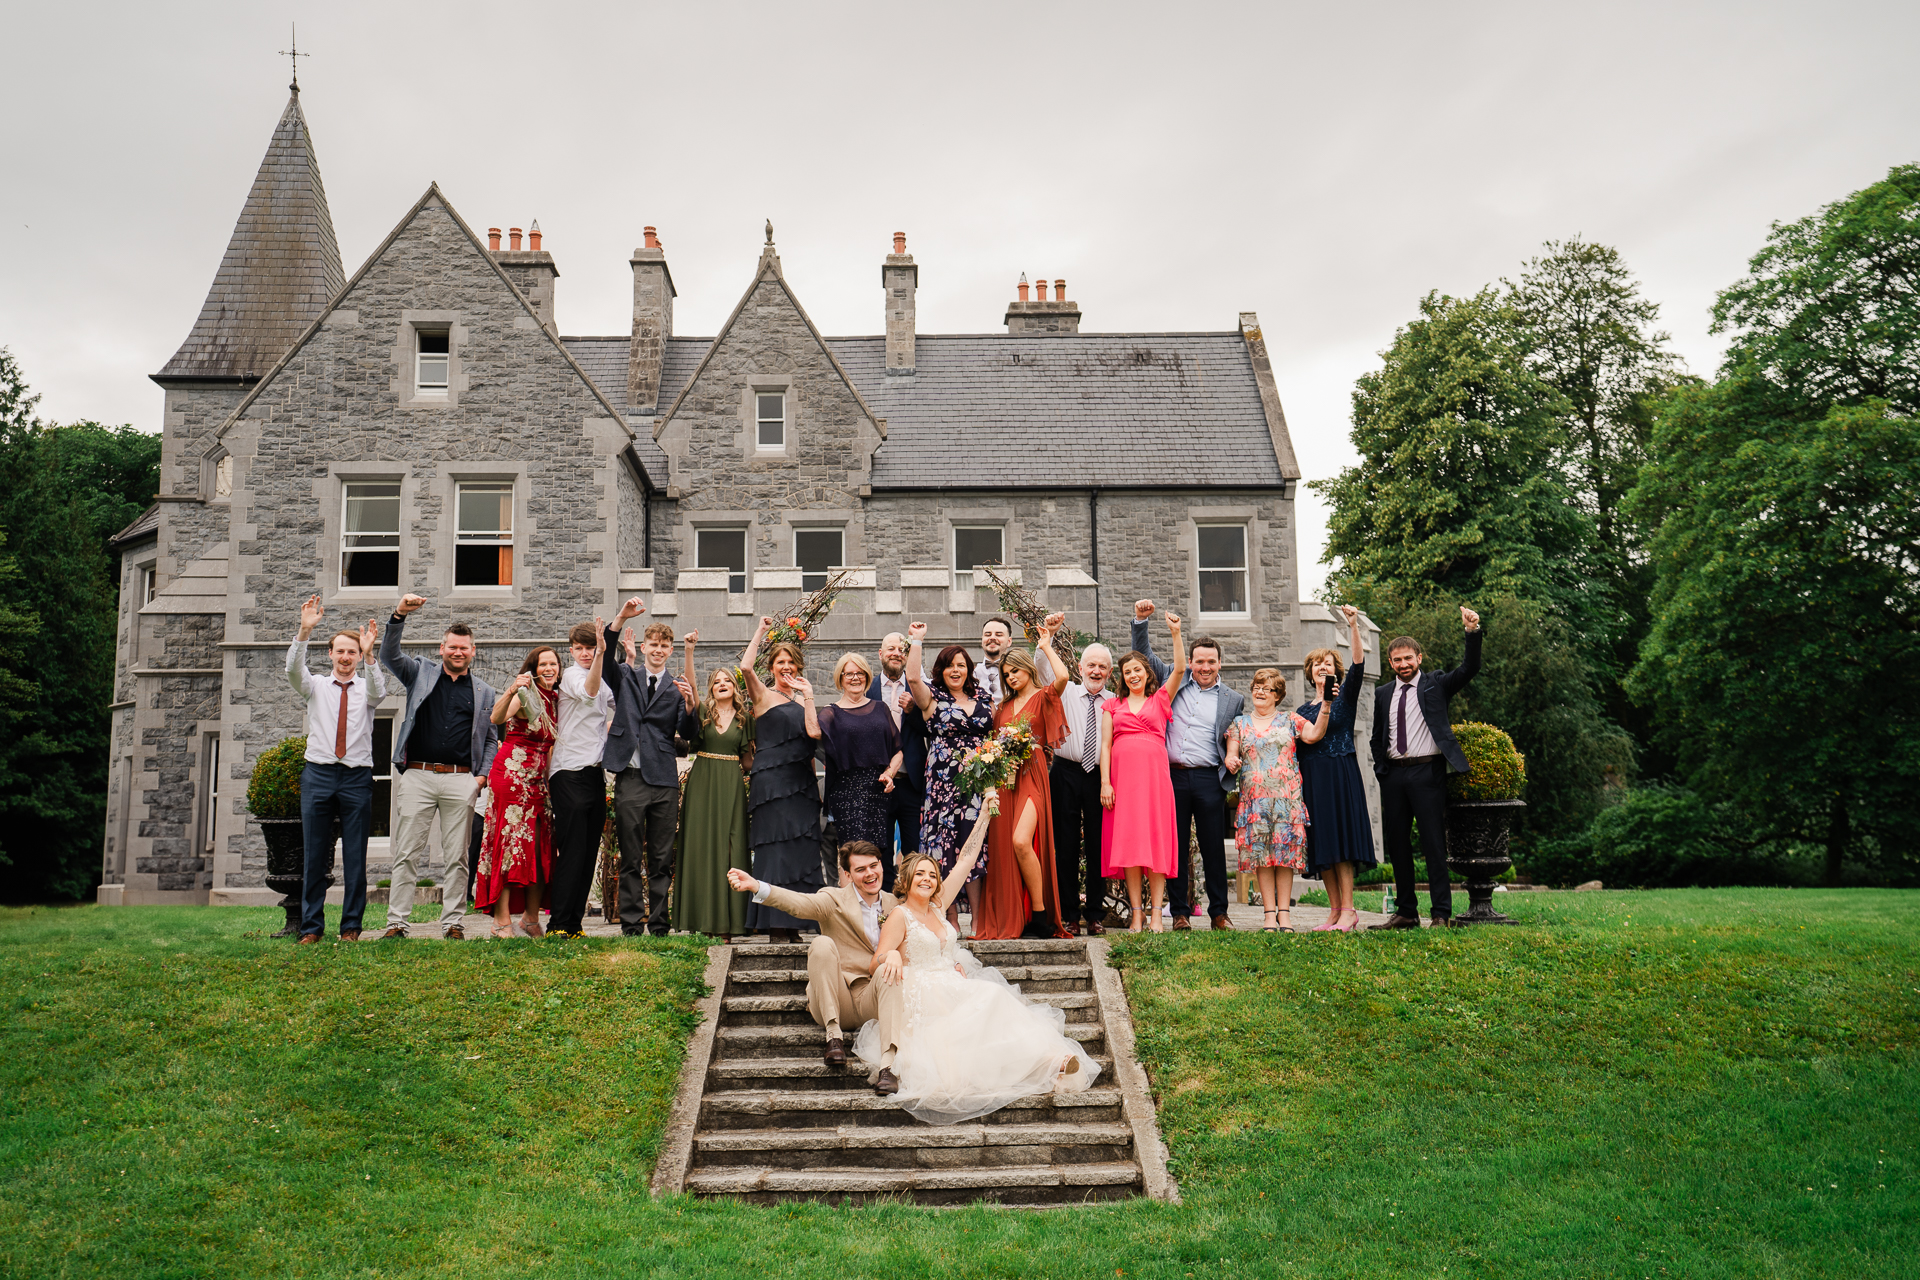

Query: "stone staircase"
<box><xmin>652</xmin><ymin>936</ymin><xmax>1178</xmax><ymax>1207</ymax></box>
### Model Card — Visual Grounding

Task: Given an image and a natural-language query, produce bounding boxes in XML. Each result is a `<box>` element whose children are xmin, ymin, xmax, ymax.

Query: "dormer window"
<box><xmin>757</xmin><ymin>394</ymin><xmax>785</xmax><ymax>449</ymax></box>
<box><xmin>416</xmin><ymin>329</ymin><xmax>450</xmax><ymax>394</ymax></box>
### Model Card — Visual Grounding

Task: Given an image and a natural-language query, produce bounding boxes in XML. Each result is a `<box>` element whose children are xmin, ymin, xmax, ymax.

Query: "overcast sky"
<box><xmin>4</xmin><ymin>1</ymin><xmax>1915</xmax><ymax>594</ymax></box>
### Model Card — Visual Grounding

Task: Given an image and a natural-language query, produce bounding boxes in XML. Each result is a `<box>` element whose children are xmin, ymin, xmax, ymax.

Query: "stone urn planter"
<box><xmin>256</xmin><ymin>817</ymin><xmax>311</xmax><ymax>938</ymax></box>
<box><xmin>1444</xmin><ymin>723</ymin><xmax>1527</xmax><ymax>927</ymax></box>
<box><xmin>247</xmin><ymin>737</ymin><xmax>332</xmax><ymax>938</ymax></box>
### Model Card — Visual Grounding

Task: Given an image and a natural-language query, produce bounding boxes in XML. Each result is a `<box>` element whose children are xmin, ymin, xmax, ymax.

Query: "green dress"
<box><xmin>673</xmin><ymin>712</ymin><xmax>753</xmax><ymax>936</ymax></box>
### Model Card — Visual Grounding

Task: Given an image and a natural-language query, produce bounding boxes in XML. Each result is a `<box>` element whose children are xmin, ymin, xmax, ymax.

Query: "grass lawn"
<box><xmin>2</xmin><ymin>890</ymin><xmax>1914</xmax><ymax>1278</ymax></box>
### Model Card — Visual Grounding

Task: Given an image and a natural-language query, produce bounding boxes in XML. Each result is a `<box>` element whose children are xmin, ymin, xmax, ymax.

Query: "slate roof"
<box><xmin>109</xmin><ymin>503</ymin><xmax>160</xmax><ymax>549</ymax></box>
<box><xmin>839</xmin><ymin>333</ymin><xmax>1284</xmax><ymax>489</ymax></box>
<box><xmin>157</xmin><ymin>89</ymin><xmax>345</xmax><ymax>382</ymax></box>
<box><xmin>565</xmin><ymin>330</ymin><xmax>1285</xmax><ymax>491</ymax></box>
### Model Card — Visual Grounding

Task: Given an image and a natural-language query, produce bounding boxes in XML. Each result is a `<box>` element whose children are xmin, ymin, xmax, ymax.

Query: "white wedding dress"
<box><xmin>854</xmin><ymin>910</ymin><xmax>1099</xmax><ymax>1125</ymax></box>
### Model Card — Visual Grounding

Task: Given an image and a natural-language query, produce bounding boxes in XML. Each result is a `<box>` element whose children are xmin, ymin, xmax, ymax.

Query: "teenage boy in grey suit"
<box><xmin>378</xmin><ymin>594</ymin><xmax>500</xmax><ymax>940</ymax></box>
<box><xmin>1370</xmin><ymin>606</ymin><xmax>1483</xmax><ymax>928</ymax></box>
<box><xmin>1132</xmin><ymin>599</ymin><xmax>1245</xmax><ymax>931</ymax></box>
<box><xmin>600</xmin><ymin>597</ymin><xmax>694</xmax><ymax>937</ymax></box>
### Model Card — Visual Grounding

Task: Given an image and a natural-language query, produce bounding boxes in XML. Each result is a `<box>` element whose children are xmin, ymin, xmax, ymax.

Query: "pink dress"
<box><xmin>1100</xmin><ymin>687</ymin><xmax>1177</xmax><ymax>876</ymax></box>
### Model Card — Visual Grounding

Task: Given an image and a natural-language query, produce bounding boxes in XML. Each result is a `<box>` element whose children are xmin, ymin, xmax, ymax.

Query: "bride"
<box><xmin>854</xmin><ymin>788</ymin><xmax>1100</xmax><ymax>1125</ymax></box>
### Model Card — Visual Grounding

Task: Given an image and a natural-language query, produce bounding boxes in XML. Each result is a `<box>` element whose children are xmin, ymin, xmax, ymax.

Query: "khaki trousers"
<box><xmin>806</xmin><ymin>935</ymin><xmax>904</xmax><ymax>1060</ymax></box>
<box><xmin>387</xmin><ymin>767</ymin><xmax>476</xmax><ymax>933</ymax></box>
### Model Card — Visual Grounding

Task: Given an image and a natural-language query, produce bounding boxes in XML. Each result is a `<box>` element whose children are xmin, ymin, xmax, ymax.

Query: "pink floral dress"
<box><xmin>474</xmin><ymin>685</ymin><xmax>558</xmax><ymax>914</ymax></box>
<box><xmin>1226</xmin><ymin>711</ymin><xmax>1311</xmax><ymax>872</ymax></box>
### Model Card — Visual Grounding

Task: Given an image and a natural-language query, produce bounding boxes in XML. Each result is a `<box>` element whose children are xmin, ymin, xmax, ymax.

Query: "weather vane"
<box><xmin>278</xmin><ymin>23</ymin><xmax>310</xmax><ymax>92</ymax></box>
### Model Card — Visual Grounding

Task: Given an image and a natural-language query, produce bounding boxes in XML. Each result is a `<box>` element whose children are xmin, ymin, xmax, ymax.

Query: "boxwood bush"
<box><xmin>1447</xmin><ymin>722</ymin><xmax>1526</xmax><ymax>802</ymax></box>
<box><xmin>245</xmin><ymin>737</ymin><xmax>308</xmax><ymax>819</ymax></box>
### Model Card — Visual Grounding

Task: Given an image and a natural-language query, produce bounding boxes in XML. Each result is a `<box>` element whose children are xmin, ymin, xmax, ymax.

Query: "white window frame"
<box><xmin>1196</xmin><ymin>522</ymin><xmax>1251</xmax><ymax>620</ymax></box>
<box><xmin>794</xmin><ymin>528</ymin><xmax>844</xmax><ymax>594</ymax></box>
<box><xmin>416</xmin><ymin>328</ymin><xmax>450</xmax><ymax>395</ymax></box>
<box><xmin>952</xmin><ymin>525</ymin><xmax>1004</xmax><ymax>594</ymax></box>
<box><xmin>340</xmin><ymin>482</ymin><xmax>402</xmax><ymax>590</ymax></box>
<box><xmin>697</xmin><ymin>527</ymin><xmax>750</xmax><ymax>595</ymax></box>
<box><xmin>140</xmin><ymin>565</ymin><xmax>157</xmax><ymax>606</ymax></box>
<box><xmin>756</xmin><ymin>393</ymin><xmax>785</xmax><ymax>450</ymax></box>
<box><xmin>453</xmin><ymin>481</ymin><xmax>515</xmax><ymax>589</ymax></box>
<box><xmin>199</xmin><ymin>734</ymin><xmax>221</xmax><ymax>855</ymax></box>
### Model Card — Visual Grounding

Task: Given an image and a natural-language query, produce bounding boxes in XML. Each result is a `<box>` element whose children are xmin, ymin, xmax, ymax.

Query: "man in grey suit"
<box><xmin>378</xmin><ymin>594</ymin><xmax>500</xmax><ymax>940</ymax></box>
<box><xmin>1131</xmin><ymin>599</ymin><xmax>1245</xmax><ymax>931</ymax></box>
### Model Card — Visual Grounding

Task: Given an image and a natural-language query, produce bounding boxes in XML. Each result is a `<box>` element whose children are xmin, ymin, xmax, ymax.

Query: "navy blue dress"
<box><xmin>745</xmin><ymin>699</ymin><xmax>826</xmax><ymax>933</ymax></box>
<box><xmin>1295</xmin><ymin>659</ymin><xmax>1379</xmax><ymax>872</ymax></box>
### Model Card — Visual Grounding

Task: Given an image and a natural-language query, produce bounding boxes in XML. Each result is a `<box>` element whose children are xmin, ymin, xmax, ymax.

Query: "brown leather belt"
<box><xmin>1170</xmin><ymin>762</ymin><xmax>1212</xmax><ymax>770</ymax></box>
<box><xmin>407</xmin><ymin>761</ymin><xmax>472</xmax><ymax>774</ymax></box>
<box><xmin>1388</xmin><ymin>754</ymin><xmax>1441</xmax><ymax>767</ymax></box>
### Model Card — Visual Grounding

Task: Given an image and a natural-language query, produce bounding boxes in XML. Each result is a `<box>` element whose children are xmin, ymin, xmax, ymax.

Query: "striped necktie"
<box><xmin>1081</xmin><ymin>692</ymin><xmax>1099</xmax><ymax>771</ymax></box>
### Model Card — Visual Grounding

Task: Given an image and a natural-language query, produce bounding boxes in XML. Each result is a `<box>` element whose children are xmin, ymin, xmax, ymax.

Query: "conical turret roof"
<box><xmin>155</xmin><ymin>88</ymin><xmax>344</xmax><ymax>382</ymax></box>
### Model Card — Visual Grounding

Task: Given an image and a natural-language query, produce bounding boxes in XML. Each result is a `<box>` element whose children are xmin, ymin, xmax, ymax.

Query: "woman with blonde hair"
<box><xmin>1223</xmin><ymin>666</ymin><xmax>1331</xmax><ymax>932</ymax></box>
<box><xmin>1295</xmin><ymin>604</ymin><xmax>1375</xmax><ymax>932</ymax></box>
<box><xmin>818</xmin><ymin>651</ymin><xmax>905</xmax><ymax>884</ymax></box>
<box><xmin>672</xmin><ymin>630</ymin><xmax>754</xmax><ymax>940</ymax></box>
<box><xmin>739</xmin><ymin>617</ymin><xmax>824</xmax><ymax>943</ymax></box>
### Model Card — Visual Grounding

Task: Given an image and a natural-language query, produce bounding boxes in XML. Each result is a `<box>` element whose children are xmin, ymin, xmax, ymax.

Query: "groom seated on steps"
<box><xmin>727</xmin><ymin>842</ymin><xmax>908</xmax><ymax>1097</ymax></box>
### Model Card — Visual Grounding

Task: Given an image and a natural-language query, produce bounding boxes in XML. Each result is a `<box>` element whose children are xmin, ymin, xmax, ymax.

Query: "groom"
<box><xmin>727</xmin><ymin>842</ymin><xmax>908</xmax><ymax>1096</ymax></box>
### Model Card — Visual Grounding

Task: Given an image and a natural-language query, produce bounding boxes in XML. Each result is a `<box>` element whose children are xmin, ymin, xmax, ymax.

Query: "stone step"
<box><xmin>728</xmin><ymin>939</ymin><xmax>1088</xmax><ymax>972</ymax></box>
<box><xmin>727</xmin><ymin>964</ymin><xmax>1093</xmax><ymax>995</ymax></box>
<box><xmin>705</xmin><ymin>1054</ymin><xmax>1116</xmax><ymax>1094</ymax></box>
<box><xmin>690</xmin><ymin>1121</ymin><xmax>1135</xmax><ymax>1170</ymax></box>
<box><xmin>716</xmin><ymin>1021</ymin><xmax>1105</xmax><ymax>1060</ymax></box>
<box><xmin>683</xmin><ymin>1160</ymin><xmax>1143</xmax><ymax>1206</ymax></box>
<box><xmin>719</xmin><ymin>991</ymin><xmax>1100</xmax><ymax>1027</ymax></box>
<box><xmin>698</xmin><ymin>1086</ymin><xmax>1123</xmax><ymax>1131</ymax></box>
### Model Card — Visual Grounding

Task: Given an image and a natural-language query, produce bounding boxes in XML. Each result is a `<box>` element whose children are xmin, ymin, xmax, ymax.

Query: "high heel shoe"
<box><xmin>490</xmin><ymin>920</ymin><xmax>514</xmax><ymax>940</ymax></box>
<box><xmin>1274</xmin><ymin>909</ymin><xmax>1292</xmax><ymax>933</ymax></box>
<box><xmin>1129</xmin><ymin>909</ymin><xmax>1144</xmax><ymax>933</ymax></box>
<box><xmin>1261</xmin><ymin>909</ymin><xmax>1278</xmax><ymax>933</ymax></box>
<box><xmin>1330</xmin><ymin>909</ymin><xmax>1359</xmax><ymax>934</ymax></box>
<box><xmin>1308</xmin><ymin>909</ymin><xmax>1337</xmax><ymax>932</ymax></box>
<box><xmin>520</xmin><ymin>916</ymin><xmax>544</xmax><ymax>939</ymax></box>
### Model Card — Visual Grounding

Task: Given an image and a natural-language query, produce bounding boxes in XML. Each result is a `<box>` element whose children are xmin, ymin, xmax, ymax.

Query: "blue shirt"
<box><xmin>1168</xmin><ymin>681</ymin><xmax>1222</xmax><ymax>767</ymax></box>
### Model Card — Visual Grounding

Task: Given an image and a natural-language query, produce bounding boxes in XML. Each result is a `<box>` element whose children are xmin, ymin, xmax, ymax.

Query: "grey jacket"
<box><xmin>378</xmin><ymin>612</ymin><xmax>500</xmax><ymax>774</ymax></box>
<box><xmin>1130</xmin><ymin>616</ymin><xmax>1245</xmax><ymax>787</ymax></box>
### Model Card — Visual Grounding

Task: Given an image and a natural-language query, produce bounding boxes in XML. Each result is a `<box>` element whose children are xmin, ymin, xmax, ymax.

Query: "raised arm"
<box><xmin>585</xmin><ymin>618</ymin><xmax>608</xmax><ymax>697</ymax></box>
<box><xmin>738</xmin><ymin>616</ymin><xmax>773</xmax><ymax>702</ymax></box>
<box><xmin>358</xmin><ymin>619</ymin><xmax>388</xmax><ymax>701</ymax></box>
<box><xmin>381</xmin><ymin>594</ymin><xmax>427</xmax><ymax>683</ymax></box>
<box><xmin>1297</xmin><ymin>698</ymin><xmax>1332</xmax><ymax>744</ymax></box>
<box><xmin>1440</xmin><ymin>605</ymin><xmax>1484</xmax><ymax>697</ymax></box>
<box><xmin>904</xmin><ymin>621</ymin><xmax>934</xmax><ymax>715</ymax></box>
<box><xmin>1131</xmin><ymin>600</ymin><xmax>1172</xmax><ymax>683</ymax></box>
<box><xmin>287</xmin><ymin>595</ymin><xmax>321</xmax><ymax>700</ymax></box>
<box><xmin>1163</xmin><ymin>613</ymin><xmax>1187</xmax><ymax>700</ymax></box>
<box><xmin>1036</xmin><ymin>624</ymin><xmax>1069</xmax><ymax>696</ymax></box>
<box><xmin>937</xmin><ymin>789</ymin><xmax>998</xmax><ymax>908</ymax></box>
<box><xmin>682</xmin><ymin>628</ymin><xmax>699</xmax><ymax>698</ymax></box>
<box><xmin>492</xmin><ymin>672</ymin><xmax>533</xmax><ymax>726</ymax></box>
<box><xmin>789</xmin><ymin>676</ymin><xmax>822</xmax><ymax>739</ymax></box>
<box><xmin>1342</xmin><ymin>604</ymin><xmax>1364</xmax><ymax>671</ymax></box>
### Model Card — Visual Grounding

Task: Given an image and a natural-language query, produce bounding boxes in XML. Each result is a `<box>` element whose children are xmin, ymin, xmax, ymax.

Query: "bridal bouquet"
<box><xmin>955</xmin><ymin>718</ymin><xmax>1036</xmax><ymax>796</ymax></box>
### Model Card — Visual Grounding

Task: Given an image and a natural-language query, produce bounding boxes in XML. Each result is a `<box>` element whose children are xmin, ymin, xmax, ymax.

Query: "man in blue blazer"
<box><xmin>378</xmin><ymin>594</ymin><xmax>500</xmax><ymax>940</ymax></box>
<box><xmin>1369</xmin><ymin>605</ymin><xmax>1483</xmax><ymax>928</ymax></box>
<box><xmin>1132</xmin><ymin>599</ymin><xmax>1246</xmax><ymax>931</ymax></box>
<box><xmin>601</xmin><ymin>597</ymin><xmax>693</xmax><ymax>936</ymax></box>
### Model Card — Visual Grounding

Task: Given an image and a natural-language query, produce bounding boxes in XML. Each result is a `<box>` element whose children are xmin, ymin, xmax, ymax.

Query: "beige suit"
<box><xmin>760</xmin><ymin>883</ymin><xmax>907</xmax><ymax>1055</ymax></box>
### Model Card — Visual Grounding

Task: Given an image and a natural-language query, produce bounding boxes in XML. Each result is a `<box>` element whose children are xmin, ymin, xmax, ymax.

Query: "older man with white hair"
<box><xmin>1044</xmin><ymin>612</ymin><xmax>1115</xmax><ymax>935</ymax></box>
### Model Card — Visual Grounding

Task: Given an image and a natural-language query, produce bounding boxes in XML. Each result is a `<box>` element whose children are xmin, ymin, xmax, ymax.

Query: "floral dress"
<box><xmin>920</xmin><ymin>686</ymin><xmax>996</xmax><ymax>882</ymax></box>
<box><xmin>474</xmin><ymin>685</ymin><xmax>559</xmax><ymax>913</ymax></box>
<box><xmin>1225</xmin><ymin>711</ymin><xmax>1312</xmax><ymax>872</ymax></box>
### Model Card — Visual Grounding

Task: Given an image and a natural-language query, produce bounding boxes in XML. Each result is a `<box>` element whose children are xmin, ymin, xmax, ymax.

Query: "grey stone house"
<box><xmin>100</xmin><ymin>89</ymin><xmax>1376</xmax><ymax>906</ymax></box>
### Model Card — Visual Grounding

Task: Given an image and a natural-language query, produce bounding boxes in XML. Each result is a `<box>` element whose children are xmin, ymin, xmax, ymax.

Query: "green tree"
<box><xmin>0</xmin><ymin>349</ymin><xmax>161</xmax><ymax>901</ymax></box>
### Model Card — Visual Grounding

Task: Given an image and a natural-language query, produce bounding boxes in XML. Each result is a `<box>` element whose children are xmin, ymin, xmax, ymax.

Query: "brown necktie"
<box><xmin>334</xmin><ymin>680</ymin><xmax>351</xmax><ymax>759</ymax></box>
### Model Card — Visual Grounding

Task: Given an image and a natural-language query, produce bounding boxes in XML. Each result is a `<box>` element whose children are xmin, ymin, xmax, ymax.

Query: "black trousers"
<box><xmin>614</xmin><ymin>771</ymin><xmax>680</xmax><ymax>934</ymax></box>
<box><xmin>1380</xmin><ymin>758</ymin><xmax>1452</xmax><ymax>918</ymax></box>
<box><xmin>1050</xmin><ymin>756</ymin><xmax>1104</xmax><ymax>923</ymax></box>
<box><xmin>546</xmin><ymin>765</ymin><xmax>607</xmax><ymax>934</ymax></box>
<box><xmin>1169</xmin><ymin>766</ymin><xmax>1230</xmax><ymax>918</ymax></box>
<box><xmin>885</xmin><ymin>784</ymin><xmax>922</xmax><ymax>895</ymax></box>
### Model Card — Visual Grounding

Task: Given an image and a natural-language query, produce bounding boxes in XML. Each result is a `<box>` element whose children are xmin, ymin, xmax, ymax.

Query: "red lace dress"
<box><xmin>474</xmin><ymin>686</ymin><xmax>558</xmax><ymax>915</ymax></box>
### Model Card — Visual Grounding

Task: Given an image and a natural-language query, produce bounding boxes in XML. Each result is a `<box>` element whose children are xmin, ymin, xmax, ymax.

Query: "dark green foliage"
<box><xmin>1448</xmin><ymin>721</ymin><xmax>1526</xmax><ymax>802</ymax></box>
<box><xmin>1523</xmin><ymin>785</ymin><xmax>1842</xmax><ymax>888</ymax></box>
<box><xmin>244</xmin><ymin>738</ymin><xmax>307</xmax><ymax>819</ymax></box>
<box><xmin>0</xmin><ymin>348</ymin><xmax>161</xmax><ymax>902</ymax></box>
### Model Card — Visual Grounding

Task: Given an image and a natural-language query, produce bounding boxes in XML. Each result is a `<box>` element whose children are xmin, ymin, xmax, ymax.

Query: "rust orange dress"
<box><xmin>975</xmin><ymin>685</ymin><xmax>1074</xmax><ymax>940</ymax></box>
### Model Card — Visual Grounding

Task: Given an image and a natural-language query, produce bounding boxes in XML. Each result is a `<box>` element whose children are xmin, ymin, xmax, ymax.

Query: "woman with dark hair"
<box><xmin>1296</xmin><ymin>604</ymin><xmax>1376</xmax><ymax>933</ymax></box>
<box><xmin>672</xmin><ymin>631</ymin><xmax>754</xmax><ymax>941</ymax></box>
<box><xmin>739</xmin><ymin>616</ymin><xmax>824</xmax><ymax>943</ymax></box>
<box><xmin>976</xmin><ymin>626</ymin><xmax>1072</xmax><ymax>940</ymax></box>
<box><xmin>1100</xmin><ymin>615</ymin><xmax>1186</xmax><ymax>932</ymax></box>
<box><xmin>905</xmin><ymin>622</ymin><xmax>996</xmax><ymax>932</ymax></box>
<box><xmin>476</xmin><ymin>645</ymin><xmax>562</xmax><ymax>939</ymax></box>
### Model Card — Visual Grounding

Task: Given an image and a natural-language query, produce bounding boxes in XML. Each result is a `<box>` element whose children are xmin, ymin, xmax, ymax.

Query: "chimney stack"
<box><xmin>882</xmin><ymin>231</ymin><xmax>917</xmax><ymax>376</ymax></box>
<box><xmin>629</xmin><ymin>227</ymin><xmax>676</xmax><ymax>410</ymax></box>
<box><xmin>1005</xmin><ymin>273</ymin><xmax>1081</xmax><ymax>335</ymax></box>
<box><xmin>488</xmin><ymin>219</ymin><xmax>559</xmax><ymax>336</ymax></box>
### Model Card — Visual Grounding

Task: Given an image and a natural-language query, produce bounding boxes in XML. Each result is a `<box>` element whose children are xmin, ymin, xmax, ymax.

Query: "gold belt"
<box><xmin>696</xmin><ymin>751</ymin><xmax>740</xmax><ymax>761</ymax></box>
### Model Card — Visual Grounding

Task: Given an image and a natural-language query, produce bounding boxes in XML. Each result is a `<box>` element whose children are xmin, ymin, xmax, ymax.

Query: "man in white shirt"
<box><xmin>1052</xmin><ymin>637</ymin><xmax>1116</xmax><ymax>934</ymax></box>
<box><xmin>286</xmin><ymin>595</ymin><xmax>387</xmax><ymax>943</ymax></box>
<box><xmin>545</xmin><ymin>622</ymin><xmax>615</xmax><ymax>938</ymax></box>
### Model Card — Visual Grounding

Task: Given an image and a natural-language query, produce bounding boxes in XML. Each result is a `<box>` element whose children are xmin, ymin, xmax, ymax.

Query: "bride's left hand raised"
<box><xmin>980</xmin><ymin>785</ymin><xmax>1000</xmax><ymax>819</ymax></box>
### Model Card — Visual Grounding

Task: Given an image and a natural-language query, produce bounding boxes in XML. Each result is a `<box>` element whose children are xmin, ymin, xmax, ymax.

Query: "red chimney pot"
<box><xmin>1054</xmin><ymin>279</ymin><xmax>1065</xmax><ymax>299</ymax></box>
<box><xmin>1017</xmin><ymin>277</ymin><xmax>1030</xmax><ymax>302</ymax></box>
<box><xmin>487</xmin><ymin>227</ymin><xmax>502</xmax><ymax>251</ymax></box>
<box><xmin>892</xmin><ymin>232</ymin><xmax>906</xmax><ymax>254</ymax></box>
<box><xmin>528</xmin><ymin>223</ymin><xmax>542</xmax><ymax>252</ymax></box>
<box><xmin>1036</xmin><ymin>279</ymin><xmax>1049</xmax><ymax>302</ymax></box>
<box><xmin>509</xmin><ymin>227</ymin><xmax>523</xmax><ymax>251</ymax></box>
<box><xmin>643</xmin><ymin>226</ymin><xmax>660</xmax><ymax>250</ymax></box>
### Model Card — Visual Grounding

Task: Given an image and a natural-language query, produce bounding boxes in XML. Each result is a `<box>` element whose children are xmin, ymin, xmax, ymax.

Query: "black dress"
<box><xmin>1296</xmin><ymin>659</ymin><xmax>1379</xmax><ymax>872</ymax></box>
<box><xmin>818</xmin><ymin>699</ymin><xmax>901</xmax><ymax>855</ymax></box>
<box><xmin>745</xmin><ymin>699</ymin><xmax>825</xmax><ymax>933</ymax></box>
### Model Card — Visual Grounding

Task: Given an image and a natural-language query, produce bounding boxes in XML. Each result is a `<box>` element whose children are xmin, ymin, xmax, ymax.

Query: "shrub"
<box><xmin>1448</xmin><ymin>722</ymin><xmax>1526</xmax><ymax>802</ymax></box>
<box><xmin>1522</xmin><ymin>785</ymin><xmax>1825</xmax><ymax>888</ymax></box>
<box><xmin>245</xmin><ymin>738</ymin><xmax>307</xmax><ymax>819</ymax></box>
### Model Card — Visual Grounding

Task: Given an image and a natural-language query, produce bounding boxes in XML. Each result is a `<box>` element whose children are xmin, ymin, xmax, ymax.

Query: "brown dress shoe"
<box><xmin>823</xmin><ymin>1038</ymin><xmax>849</xmax><ymax>1068</ymax></box>
<box><xmin>296</xmin><ymin>933</ymin><xmax>322</xmax><ymax>944</ymax></box>
<box><xmin>381</xmin><ymin>926</ymin><xmax>407</xmax><ymax>939</ymax></box>
<box><xmin>1211</xmin><ymin>914</ymin><xmax>1234</xmax><ymax>931</ymax></box>
<box><xmin>443</xmin><ymin>924</ymin><xmax>465</xmax><ymax>940</ymax></box>
<box><xmin>1171</xmin><ymin>915</ymin><xmax>1192</xmax><ymax>931</ymax></box>
<box><xmin>873</xmin><ymin>1067</ymin><xmax>900</xmax><ymax>1096</ymax></box>
<box><xmin>1087</xmin><ymin>920</ymin><xmax>1106</xmax><ymax>936</ymax></box>
<box><xmin>1372</xmin><ymin>914</ymin><xmax>1420</xmax><ymax>930</ymax></box>
<box><xmin>338</xmin><ymin>929</ymin><xmax>361</xmax><ymax>942</ymax></box>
